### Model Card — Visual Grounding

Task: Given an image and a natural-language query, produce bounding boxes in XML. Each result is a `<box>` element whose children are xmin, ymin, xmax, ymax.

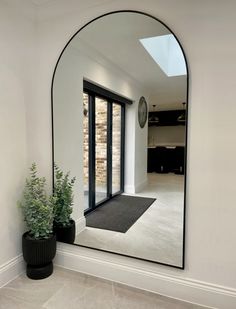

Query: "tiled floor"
<box><xmin>76</xmin><ymin>173</ymin><xmax>184</xmax><ymax>267</ymax></box>
<box><xmin>0</xmin><ymin>267</ymin><xmax>206</xmax><ymax>309</ymax></box>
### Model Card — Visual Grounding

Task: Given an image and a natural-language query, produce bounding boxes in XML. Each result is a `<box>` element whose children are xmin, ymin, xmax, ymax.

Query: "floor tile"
<box><xmin>0</xmin><ymin>267</ymin><xmax>206</xmax><ymax>309</ymax></box>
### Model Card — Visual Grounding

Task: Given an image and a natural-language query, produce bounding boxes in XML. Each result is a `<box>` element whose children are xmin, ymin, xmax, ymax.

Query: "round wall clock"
<box><xmin>138</xmin><ymin>96</ymin><xmax>148</xmax><ymax>128</ymax></box>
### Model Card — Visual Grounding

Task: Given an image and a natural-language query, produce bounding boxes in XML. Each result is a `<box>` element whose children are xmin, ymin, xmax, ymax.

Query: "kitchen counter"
<box><xmin>148</xmin><ymin>143</ymin><xmax>185</xmax><ymax>148</ymax></box>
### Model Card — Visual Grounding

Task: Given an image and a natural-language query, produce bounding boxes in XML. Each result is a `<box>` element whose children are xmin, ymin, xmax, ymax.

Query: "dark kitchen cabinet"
<box><xmin>148</xmin><ymin>110</ymin><xmax>186</xmax><ymax>126</ymax></box>
<box><xmin>148</xmin><ymin>146</ymin><xmax>185</xmax><ymax>174</ymax></box>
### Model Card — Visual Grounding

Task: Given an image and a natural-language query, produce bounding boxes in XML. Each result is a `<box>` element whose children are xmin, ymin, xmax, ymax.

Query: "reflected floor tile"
<box><xmin>75</xmin><ymin>174</ymin><xmax>185</xmax><ymax>266</ymax></box>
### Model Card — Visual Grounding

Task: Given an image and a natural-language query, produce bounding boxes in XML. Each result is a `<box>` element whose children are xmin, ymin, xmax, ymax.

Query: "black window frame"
<box><xmin>83</xmin><ymin>80</ymin><xmax>132</xmax><ymax>215</ymax></box>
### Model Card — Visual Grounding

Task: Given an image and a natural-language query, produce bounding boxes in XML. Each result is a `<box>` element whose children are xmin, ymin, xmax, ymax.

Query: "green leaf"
<box><xmin>53</xmin><ymin>164</ymin><xmax>75</xmax><ymax>226</ymax></box>
<box><xmin>18</xmin><ymin>163</ymin><xmax>54</xmax><ymax>240</ymax></box>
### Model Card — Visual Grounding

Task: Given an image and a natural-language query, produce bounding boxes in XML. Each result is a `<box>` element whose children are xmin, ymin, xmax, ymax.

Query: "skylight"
<box><xmin>139</xmin><ymin>34</ymin><xmax>186</xmax><ymax>77</ymax></box>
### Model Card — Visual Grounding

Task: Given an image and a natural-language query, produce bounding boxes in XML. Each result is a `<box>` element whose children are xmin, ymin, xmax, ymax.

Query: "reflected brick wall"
<box><xmin>83</xmin><ymin>93</ymin><xmax>121</xmax><ymax>190</ymax></box>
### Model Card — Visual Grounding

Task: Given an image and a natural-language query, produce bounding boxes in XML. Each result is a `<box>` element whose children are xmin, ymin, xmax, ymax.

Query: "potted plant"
<box><xmin>18</xmin><ymin>163</ymin><xmax>56</xmax><ymax>280</ymax></box>
<box><xmin>53</xmin><ymin>164</ymin><xmax>76</xmax><ymax>244</ymax></box>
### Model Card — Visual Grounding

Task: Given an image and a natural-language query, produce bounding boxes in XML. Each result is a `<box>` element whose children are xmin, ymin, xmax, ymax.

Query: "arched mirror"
<box><xmin>52</xmin><ymin>11</ymin><xmax>188</xmax><ymax>268</ymax></box>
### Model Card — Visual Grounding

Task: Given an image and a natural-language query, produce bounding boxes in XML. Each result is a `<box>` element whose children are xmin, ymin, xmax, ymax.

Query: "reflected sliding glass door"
<box><xmin>95</xmin><ymin>97</ymin><xmax>108</xmax><ymax>204</ymax></box>
<box><xmin>112</xmin><ymin>103</ymin><xmax>122</xmax><ymax>195</ymax></box>
<box><xmin>83</xmin><ymin>81</ymin><xmax>128</xmax><ymax>214</ymax></box>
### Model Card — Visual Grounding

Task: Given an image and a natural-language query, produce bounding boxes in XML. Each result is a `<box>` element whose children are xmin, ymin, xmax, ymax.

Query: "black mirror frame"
<box><xmin>51</xmin><ymin>10</ymin><xmax>189</xmax><ymax>270</ymax></box>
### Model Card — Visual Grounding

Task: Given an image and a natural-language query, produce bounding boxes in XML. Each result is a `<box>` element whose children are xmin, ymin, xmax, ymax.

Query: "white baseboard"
<box><xmin>0</xmin><ymin>255</ymin><xmax>24</xmax><ymax>288</ymax></box>
<box><xmin>75</xmin><ymin>216</ymin><xmax>86</xmax><ymax>235</ymax></box>
<box><xmin>124</xmin><ymin>179</ymin><xmax>148</xmax><ymax>194</ymax></box>
<box><xmin>124</xmin><ymin>184</ymin><xmax>135</xmax><ymax>194</ymax></box>
<box><xmin>54</xmin><ymin>244</ymin><xmax>236</xmax><ymax>309</ymax></box>
<box><xmin>135</xmin><ymin>179</ymin><xmax>147</xmax><ymax>193</ymax></box>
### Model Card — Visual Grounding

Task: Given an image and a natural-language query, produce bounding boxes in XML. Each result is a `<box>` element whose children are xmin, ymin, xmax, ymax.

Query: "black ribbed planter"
<box><xmin>22</xmin><ymin>232</ymin><xmax>56</xmax><ymax>280</ymax></box>
<box><xmin>54</xmin><ymin>219</ymin><xmax>75</xmax><ymax>244</ymax></box>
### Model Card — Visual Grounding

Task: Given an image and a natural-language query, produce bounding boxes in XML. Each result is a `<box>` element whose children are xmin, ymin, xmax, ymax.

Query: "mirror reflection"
<box><xmin>52</xmin><ymin>11</ymin><xmax>188</xmax><ymax>268</ymax></box>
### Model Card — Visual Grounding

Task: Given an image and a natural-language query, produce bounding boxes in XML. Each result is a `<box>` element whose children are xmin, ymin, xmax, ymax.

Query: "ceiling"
<box><xmin>71</xmin><ymin>12</ymin><xmax>187</xmax><ymax>110</ymax></box>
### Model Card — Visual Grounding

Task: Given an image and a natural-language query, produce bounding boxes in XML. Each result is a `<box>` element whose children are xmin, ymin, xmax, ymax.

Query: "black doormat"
<box><xmin>85</xmin><ymin>195</ymin><xmax>156</xmax><ymax>233</ymax></box>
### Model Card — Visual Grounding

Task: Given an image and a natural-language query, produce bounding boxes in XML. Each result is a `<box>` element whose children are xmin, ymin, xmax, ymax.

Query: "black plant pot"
<box><xmin>54</xmin><ymin>219</ymin><xmax>75</xmax><ymax>244</ymax></box>
<box><xmin>22</xmin><ymin>232</ymin><xmax>56</xmax><ymax>280</ymax></box>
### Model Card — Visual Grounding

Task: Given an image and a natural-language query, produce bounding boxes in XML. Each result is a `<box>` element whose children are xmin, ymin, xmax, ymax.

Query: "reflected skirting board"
<box><xmin>54</xmin><ymin>243</ymin><xmax>236</xmax><ymax>309</ymax></box>
<box><xmin>75</xmin><ymin>216</ymin><xmax>86</xmax><ymax>235</ymax></box>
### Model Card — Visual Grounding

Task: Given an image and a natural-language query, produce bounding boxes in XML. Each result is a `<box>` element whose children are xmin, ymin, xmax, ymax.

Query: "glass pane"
<box><xmin>95</xmin><ymin>97</ymin><xmax>107</xmax><ymax>203</ymax></box>
<box><xmin>83</xmin><ymin>93</ymin><xmax>89</xmax><ymax>210</ymax></box>
<box><xmin>112</xmin><ymin>103</ymin><xmax>121</xmax><ymax>194</ymax></box>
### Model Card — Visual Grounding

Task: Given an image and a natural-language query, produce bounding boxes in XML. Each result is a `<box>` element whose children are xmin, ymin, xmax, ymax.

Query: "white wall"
<box><xmin>1</xmin><ymin>0</ymin><xmax>236</xmax><ymax>307</ymax></box>
<box><xmin>33</xmin><ymin>0</ymin><xmax>236</xmax><ymax>295</ymax></box>
<box><xmin>135</xmin><ymin>106</ymin><xmax>148</xmax><ymax>192</ymax></box>
<box><xmin>148</xmin><ymin>125</ymin><xmax>185</xmax><ymax>146</ymax></box>
<box><xmin>54</xmin><ymin>45</ymin><xmax>148</xmax><ymax>202</ymax></box>
<box><xmin>0</xmin><ymin>0</ymin><xmax>35</xmax><ymax>270</ymax></box>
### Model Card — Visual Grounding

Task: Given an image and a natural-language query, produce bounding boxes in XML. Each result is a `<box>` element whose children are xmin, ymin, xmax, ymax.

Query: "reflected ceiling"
<box><xmin>71</xmin><ymin>13</ymin><xmax>187</xmax><ymax>110</ymax></box>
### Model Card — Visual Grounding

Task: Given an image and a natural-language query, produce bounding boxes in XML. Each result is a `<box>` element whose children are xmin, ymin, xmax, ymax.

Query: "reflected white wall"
<box><xmin>53</xmin><ymin>44</ymin><xmax>149</xmax><ymax>226</ymax></box>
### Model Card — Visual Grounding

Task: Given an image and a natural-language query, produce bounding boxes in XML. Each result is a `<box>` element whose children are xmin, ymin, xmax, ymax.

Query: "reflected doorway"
<box><xmin>83</xmin><ymin>81</ymin><xmax>126</xmax><ymax>214</ymax></box>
